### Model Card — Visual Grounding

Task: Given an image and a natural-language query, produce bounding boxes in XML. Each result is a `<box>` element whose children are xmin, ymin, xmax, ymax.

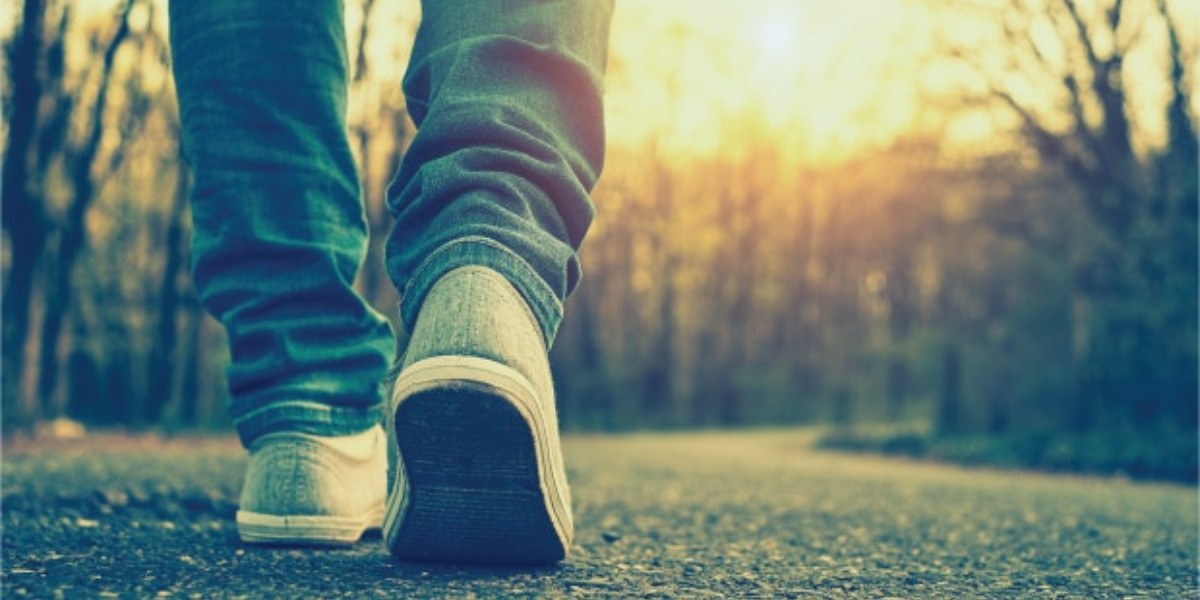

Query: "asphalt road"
<box><xmin>2</xmin><ymin>429</ymin><xmax>1196</xmax><ymax>598</ymax></box>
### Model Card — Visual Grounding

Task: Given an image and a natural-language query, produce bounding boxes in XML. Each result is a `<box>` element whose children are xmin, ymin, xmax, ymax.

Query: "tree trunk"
<box><xmin>642</xmin><ymin>270</ymin><xmax>675</xmax><ymax>423</ymax></box>
<box><xmin>2</xmin><ymin>0</ymin><xmax>49</xmax><ymax>426</ymax></box>
<box><xmin>885</xmin><ymin>256</ymin><xmax>915</xmax><ymax>420</ymax></box>
<box><xmin>937</xmin><ymin>342</ymin><xmax>962</xmax><ymax>435</ymax></box>
<box><xmin>572</xmin><ymin>280</ymin><xmax>609</xmax><ymax>429</ymax></box>
<box><xmin>987</xmin><ymin>338</ymin><xmax>1012</xmax><ymax>433</ymax></box>
<box><xmin>35</xmin><ymin>0</ymin><xmax>135</xmax><ymax>414</ymax></box>
<box><xmin>145</xmin><ymin>168</ymin><xmax>190</xmax><ymax>423</ymax></box>
<box><xmin>785</xmin><ymin>195</ymin><xmax>818</xmax><ymax>417</ymax></box>
<box><xmin>886</xmin><ymin>360</ymin><xmax>909</xmax><ymax>422</ymax></box>
<box><xmin>174</xmin><ymin>302</ymin><xmax>204</xmax><ymax>426</ymax></box>
<box><xmin>641</xmin><ymin>154</ymin><xmax>675</xmax><ymax>424</ymax></box>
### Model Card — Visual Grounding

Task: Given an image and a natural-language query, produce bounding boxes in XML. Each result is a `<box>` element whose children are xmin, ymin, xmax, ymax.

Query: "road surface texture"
<box><xmin>3</xmin><ymin>429</ymin><xmax>1196</xmax><ymax>598</ymax></box>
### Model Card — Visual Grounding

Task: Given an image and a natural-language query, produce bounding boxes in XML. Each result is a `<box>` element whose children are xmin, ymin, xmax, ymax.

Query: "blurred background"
<box><xmin>2</xmin><ymin>0</ymin><xmax>1196</xmax><ymax>480</ymax></box>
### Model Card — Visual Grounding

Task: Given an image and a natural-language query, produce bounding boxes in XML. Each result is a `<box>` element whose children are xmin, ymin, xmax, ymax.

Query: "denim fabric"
<box><xmin>387</xmin><ymin>0</ymin><xmax>614</xmax><ymax>345</ymax></box>
<box><xmin>169</xmin><ymin>0</ymin><xmax>611</xmax><ymax>446</ymax></box>
<box><xmin>170</xmin><ymin>0</ymin><xmax>394</xmax><ymax>446</ymax></box>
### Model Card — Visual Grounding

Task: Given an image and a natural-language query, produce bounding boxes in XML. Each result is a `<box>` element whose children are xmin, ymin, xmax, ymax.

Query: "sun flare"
<box><xmin>755</xmin><ymin>19</ymin><xmax>796</xmax><ymax>57</ymax></box>
<box><xmin>605</xmin><ymin>0</ymin><xmax>925</xmax><ymax>161</ymax></box>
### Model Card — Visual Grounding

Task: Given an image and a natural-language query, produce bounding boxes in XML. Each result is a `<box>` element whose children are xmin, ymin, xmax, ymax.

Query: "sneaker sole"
<box><xmin>383</xmin><ymin>356</ymin><xmax>572</xmax><ymax>565</ymax></box>
<box><xmin>237</xmin><ymin>505</ymin><xmax>385</xmax><ymax>547</ymax></box>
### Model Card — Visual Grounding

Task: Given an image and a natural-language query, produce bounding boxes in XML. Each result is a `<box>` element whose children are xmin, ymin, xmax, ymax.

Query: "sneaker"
<box><xmin>383</xmin><ymin>266</ymin><xmax>573</xmax><ymax>565</ymax></box>
<box><xmin>236</xmin><ymin>425</ymin><xmax>387</xmax><ymax>546</ymax></box>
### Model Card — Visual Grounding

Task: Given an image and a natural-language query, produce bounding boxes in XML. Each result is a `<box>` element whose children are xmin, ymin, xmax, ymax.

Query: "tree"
<box><xmin>3</xmin><ymin>0</ymin><xmax>51</xmax><ymax>425</ymax></box>
<box><xmin>935</xmin><ymin>0</ymin><xmax>1197</xmax><ymax>431</ymax></box>
<box><xmin>34</xmin><ymin>0</ymin><xmax>137</xmax><ymax>417</ymax></box>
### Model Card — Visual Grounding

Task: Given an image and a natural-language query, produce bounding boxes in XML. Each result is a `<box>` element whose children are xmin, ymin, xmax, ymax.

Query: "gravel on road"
<box><xmin>3</xmin><ymin>429</ymin><xmax>1196</xmax><ymax>598</ymax></box>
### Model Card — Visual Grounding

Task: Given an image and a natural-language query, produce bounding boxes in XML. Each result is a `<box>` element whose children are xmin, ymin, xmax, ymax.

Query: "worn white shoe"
<box><xmin>236</xmin><ymin>425</ymin><xmax>387</xmax><ymax>546</ymax></box>
<box><xmin>384</xmin><ymin>266</ymin><xmax>573</xmax><ymax>565</ymax></box>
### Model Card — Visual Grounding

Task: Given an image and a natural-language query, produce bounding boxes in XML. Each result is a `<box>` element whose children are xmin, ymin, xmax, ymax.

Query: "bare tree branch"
<box><xmin>1062</xmin><ymin>0</ymin><xmax>1103</xmax><ymax>73</ymax></box>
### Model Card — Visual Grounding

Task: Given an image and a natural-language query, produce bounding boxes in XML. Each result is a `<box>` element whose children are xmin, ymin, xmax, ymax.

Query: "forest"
<box><xmin>2</xmin><ymin>0</ymin><xmax>1196</xmax><ymax>480</ymax></box>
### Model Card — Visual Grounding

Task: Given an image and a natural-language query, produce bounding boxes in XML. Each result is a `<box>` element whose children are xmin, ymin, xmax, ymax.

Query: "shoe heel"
<box><xmin>387</xmin><ymin>383</ymin><xmax>568</xmax><ymax>565</ymax></box>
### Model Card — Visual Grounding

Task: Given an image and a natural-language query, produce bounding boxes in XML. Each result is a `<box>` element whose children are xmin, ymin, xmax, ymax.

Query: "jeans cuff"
<box><xmin>233</xmin><ymin>400</ymin><xmax>382</xmax><ymax>448</ymax></box>
<box><xmin>400</xmin><ymin>236</ymin><xmax>563</xmax><ymax>347</ymax></box>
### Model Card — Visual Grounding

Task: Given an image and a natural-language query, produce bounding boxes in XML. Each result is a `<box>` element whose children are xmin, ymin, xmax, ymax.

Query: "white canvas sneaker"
<box><xmin>236</xmin><ymin>425</ymin><xmax>387</xmax><ymax>546</ymax></box>
<box><xmin>384</xmin><ymin>266</ymin><xmax>573</xmax><ymax>565</ymax></box>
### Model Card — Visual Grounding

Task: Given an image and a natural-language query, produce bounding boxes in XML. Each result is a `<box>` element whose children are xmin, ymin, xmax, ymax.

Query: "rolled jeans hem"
<box><xmin>400</xmin><ymin>236</ymin><xmax>563</xmax><ymax>346</ymax></box>
<box><xmin>233</xmin><ymin>400</ymin><xmax>382</xmax><ymax>448</ymax></box>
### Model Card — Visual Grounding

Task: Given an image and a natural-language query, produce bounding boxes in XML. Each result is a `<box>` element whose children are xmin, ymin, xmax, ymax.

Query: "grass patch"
<box><xmin>818</xmin><ymin>425</ymin><xmax>1198</xmax><ymax>484</ymax></box>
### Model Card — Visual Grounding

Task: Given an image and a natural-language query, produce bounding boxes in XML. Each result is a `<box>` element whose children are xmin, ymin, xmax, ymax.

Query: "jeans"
<box><xmin>169</xmin><ymin>0</ymin><xmax>612</xmax><ymax>446</ymax></box>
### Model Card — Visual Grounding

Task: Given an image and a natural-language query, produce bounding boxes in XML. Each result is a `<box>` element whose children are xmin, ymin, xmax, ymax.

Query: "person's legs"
<box><xmin>170</xmin><ymin>0</ymin><xmax>393</xmax><ymax>544</ymax></box>
<box><xmin>383</xmin><ymin>0</ymin><xmax>613</xmax><ymax>565</ymax></box>
<box><xmin>386</xmin><ymin>0</ymin><xmax>613</xmax><ymax>345</ymax></box>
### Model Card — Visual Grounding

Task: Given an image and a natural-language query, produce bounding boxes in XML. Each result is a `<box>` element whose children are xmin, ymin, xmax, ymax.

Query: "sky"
<box><xmin>605</xmin><ymin>0</ymin><xmax>930</xmax><ymax>160</ymax></box>
<box><xmin>604</xmin><ymin>0</ymin><xmax>1200</xmax><ymax>162</ymax></box>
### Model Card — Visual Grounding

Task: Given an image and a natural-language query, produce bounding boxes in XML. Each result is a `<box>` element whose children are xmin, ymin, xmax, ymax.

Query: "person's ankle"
<box><xmin>402</xmin><ymin>266</ymin><xmax>549</xmax><ymax>377</ymax></box>
<box><xmin>250</xmin><ymin>426</ymin><xmax>382</xmax><ymax>461</ymax></box>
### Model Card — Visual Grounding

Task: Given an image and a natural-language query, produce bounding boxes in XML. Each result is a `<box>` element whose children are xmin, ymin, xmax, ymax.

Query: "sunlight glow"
<box><xmin>4</xmin><ymin>0</ymin><xmax>1197</xmax><ymax>165</ymax></box>
<box><xmin>603</xmin><ymin>0</ymin><xmax>1200</xmax><ymax>163</ymax></box>
<box><xmin>755</xmin><ymin>19</ymin><xmax>795</xmax><ymax>57</ymax></box>
<box><xmin>605</xmin><ymin>0</ymin><xmax>924</xmax><ymax>162</ymax></box>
